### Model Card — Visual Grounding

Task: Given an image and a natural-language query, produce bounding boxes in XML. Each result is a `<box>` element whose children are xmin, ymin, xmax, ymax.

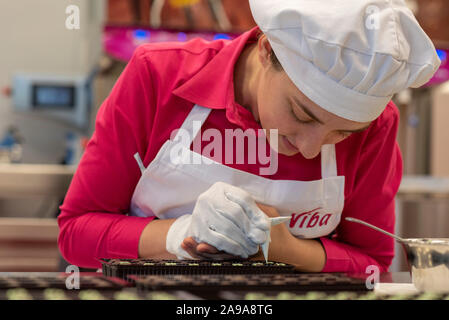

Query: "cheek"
<box><xmin>256</xmin><ymin>80</ymin><xmax>294</xmax><ymax>133</ymax></box>
<box><xmin>256</xmin><ymin>82</ymin><xmax>275</xmax><ymax>125</ymax></box>
<box><xmin>326</xmin><ymin>135</ymin><xmax>349</xmax><ymax>145</ymax></box>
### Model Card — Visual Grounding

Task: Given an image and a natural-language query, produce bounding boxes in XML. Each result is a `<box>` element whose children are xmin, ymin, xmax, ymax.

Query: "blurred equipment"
<box><xmin>416</xmin><ymin>0</ymin><xmax>449</xmax><ymax>47</ymax></box>
<box><xmin>0</xmin><ymin>0</ymin><xmax>104</xmax><ymax>224</ymax></box>
<box><xmin>425</xmin><ymin>49</ymin><xmax>449</xmax><ymax>87</ymax></box>
<box><xmin>169</xmin><ymin>0</ymin><xmax>201</xmax><ymax>6</ymax></box>
<box><xmin>393</xmin><ymin>46</ymin><xmax>449</xmax><ymax>175</ymax></box>
<box><xmin>104</xmin><ymin>25</ymin><xmax>237</xmax><ymax>62</ymax></box>
<box><xmin>0</xmin><ymin>0</ymin><xmax>105</xmax><ymax>164</ymax></box>
<box><xmin>394</xmin><ymin>177</ymin><xmax>449</xmax><ymax>273</ymax></box>
<box><xmin>392</xmin><ymin>67</ymin><xmax>449</xmax><ymax>272</ymax></box>
<box><xmin>151</xmin><ymin>0</ymin><xmax>230</xmax><ymax>30</ymax></box>
<box><xmin>0</xmin><ymin>126</ymin><xmax>24</xmax><ymax>164</ymax></box>
<box><xmin>430</xmin><ymin>81</ymin><xmax>449</xmax><ymax>176</ymax></box>
<box><xmin>385</xmin><ymin>0</ymin><xmax>449</xmax><ymax>272</ymax></box>
<box><xmin>11</xmin><ymin>73</ymin><xmax>95</xmax><ymax>129</ymax></box>
<box><xmin>347</xmin><ymin>216</ymin><xmax>449</xmax><ymax>293</ymax></box>
<box><xmin>108</xmin><ymin>0</ymin><xmax>255</xmax><ymax>32</ymax></box>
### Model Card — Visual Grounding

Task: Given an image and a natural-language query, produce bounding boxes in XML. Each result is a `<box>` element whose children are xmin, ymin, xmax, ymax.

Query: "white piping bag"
<box><xmin>261</xmin><ymin>216</ymin><xmax>291</xmax><ymax>263</ymax></box>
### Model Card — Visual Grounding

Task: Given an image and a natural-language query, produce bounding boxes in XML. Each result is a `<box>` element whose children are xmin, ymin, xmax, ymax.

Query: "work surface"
<box><xmin>0</xmin><ymin>271</ymin><xmax>446</xmax><ymax>300</ymax></box>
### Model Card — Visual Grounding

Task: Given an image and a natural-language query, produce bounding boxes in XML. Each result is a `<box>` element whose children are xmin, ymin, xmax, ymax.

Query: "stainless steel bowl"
<box><xmin>345</xmin><ymin>217</ymin><xmax>449</xmax><ymax>293</ymax></box>
<box><xmin>401</xmin><ymin>238</ymin><xmax>449</xmax><ymax>293</ymax></box>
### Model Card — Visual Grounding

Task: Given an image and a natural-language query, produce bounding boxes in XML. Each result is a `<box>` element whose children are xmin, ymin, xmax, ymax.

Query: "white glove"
<box><xmin>166</xmin><ymin>182</ymin><xmax>270</xmax><ymax>259</ymax></box>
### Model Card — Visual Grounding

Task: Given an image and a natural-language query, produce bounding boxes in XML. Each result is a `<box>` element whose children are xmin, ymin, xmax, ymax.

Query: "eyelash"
<box><xmin>289</xmin><ymin>106</ymin><xmax>352</xmax><ymax>138</ymax></box>
<box><xmin>289</xmin><ymin>106</ymin><xmax>311</xmax><ymax>124</ymax></box>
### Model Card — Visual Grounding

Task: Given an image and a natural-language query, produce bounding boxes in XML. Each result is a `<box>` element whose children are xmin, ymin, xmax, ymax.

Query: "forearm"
<box><xmin>138</xmin><ymin>218</ymin><xmax>178</xmax><ymax>259</ymax></box>
<box><xmin>284</xmin><ymin>237</ymin><xmax>326</xmax><ymax>272</ymax></box>
<box><xmin>58</xmin><ymin>212</ymin><xmax>154</xmax><ymax>268</ymax></box>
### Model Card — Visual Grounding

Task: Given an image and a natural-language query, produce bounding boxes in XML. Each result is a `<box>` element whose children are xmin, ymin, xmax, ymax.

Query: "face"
<box><xmin>254</xmin><ymin>36</ymin><xmax>372</xmax><ymax>159</ymax></box>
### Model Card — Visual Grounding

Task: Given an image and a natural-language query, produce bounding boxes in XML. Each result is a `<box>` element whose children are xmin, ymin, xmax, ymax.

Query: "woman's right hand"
<box><xmin>165</xmin><ymin>182</ymin><xmax>271</xmax><ymax>259</ymax></box>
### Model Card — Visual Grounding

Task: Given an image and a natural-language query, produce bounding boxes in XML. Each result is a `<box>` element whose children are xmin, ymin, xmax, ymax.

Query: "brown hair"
<box><xmin>269</xmin><ymin>50</ymin><xmax>283</xmax><ymax>71</ymax></box>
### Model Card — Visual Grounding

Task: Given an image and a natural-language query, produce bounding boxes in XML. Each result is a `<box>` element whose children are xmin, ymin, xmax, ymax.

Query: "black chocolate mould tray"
<box><xmin>2</xmin><ymin>288</ymin><xmax>449</xmax><ymax>300</ymax></box>
<box><xmin>99</xmin><ymin>259</ymin><xmax>295</xmax><ymax>280</ymax></box>
<box><xmin>128</xmin><ymin>273</ymin><xmax>371</xmax><ymax>293</ymax></box>
<box><xmin>232</xmin><ymin>290</ymin><xmax>449</xmax><ymax>300</ymax></box>
<box><xmin>0</xmin><ymin>272</ymin><xmax>129</xmax><ymax>290</ymax></box>
<box><xmin>0</xmin><ymin>288</ymin><xmax>150</xmax><ymax>300</ymax></box>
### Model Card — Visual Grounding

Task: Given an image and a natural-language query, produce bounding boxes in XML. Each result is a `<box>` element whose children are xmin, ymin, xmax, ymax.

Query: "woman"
<box><xmin>58</xmin><ymin>0</ymin><xmax>440</xmax><ymax>273</ymax></box>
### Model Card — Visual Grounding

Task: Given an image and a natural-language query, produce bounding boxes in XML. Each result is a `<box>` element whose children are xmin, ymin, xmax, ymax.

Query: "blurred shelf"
<box><xmin>398</xmin><ymin>175</ymin><xmax>449</xmax><ymax>197</ymax></box>
<box><xmin>0</xmin><ymin>217</ymin><xmax>58</xmax><ymax>241</ymax></box>
<box><xmin>0</xmin><ymin>164</ymin><xmax>75</xmax><ymax>198</ymax></box>
<box><xmin>0</xmin><ymin>217</ymin><xmax>59</xmax><ymax>272</ymax></box>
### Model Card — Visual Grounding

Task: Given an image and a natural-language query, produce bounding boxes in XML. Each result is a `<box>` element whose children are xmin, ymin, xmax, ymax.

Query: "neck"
<box><xmin>233</xmin><ymin>43</ymin><xmax>260</xmax><ymax>123</ymax></box>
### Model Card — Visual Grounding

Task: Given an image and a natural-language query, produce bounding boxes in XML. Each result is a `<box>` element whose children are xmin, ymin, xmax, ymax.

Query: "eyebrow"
<box><xmin>290</xmin><ymin>96</ymin><xmax>372</xmax><ymax>133</ymax></box>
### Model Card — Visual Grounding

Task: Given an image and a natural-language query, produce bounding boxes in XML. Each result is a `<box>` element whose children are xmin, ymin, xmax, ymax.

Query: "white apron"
<box><xmin>130</xmin><ymin>104</ymin><xmax>345</xmax><ymax>239</ymax></box>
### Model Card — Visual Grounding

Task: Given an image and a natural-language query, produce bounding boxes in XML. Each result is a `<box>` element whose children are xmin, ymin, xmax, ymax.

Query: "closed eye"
<box><xmin>290</xmin><ymin>106</ymin><xmax>353</xmax><ymax>139</ymax></box>
<box><xmin>289</xmin><ymin>104</ymin><xmax>312</xmax><ymax>124</ymax></box>
<box><xmin>288</xmin><ymin>98</ymin><xmax>371</xmax><ymax>136</ymax></box>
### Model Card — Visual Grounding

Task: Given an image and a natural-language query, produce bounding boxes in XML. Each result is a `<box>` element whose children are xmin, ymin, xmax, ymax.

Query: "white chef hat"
<box><xmin>249</xmin><ymin>0</ymin><xmax>441</xmax><ymax>122</ymax></box>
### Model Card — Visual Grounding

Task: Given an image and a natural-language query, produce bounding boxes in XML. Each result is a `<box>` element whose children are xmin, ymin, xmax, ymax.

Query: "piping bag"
<box><xmin>261</xmin><ymin>216</ymin><xmax>291</xmax><ymax>262</ymax></box>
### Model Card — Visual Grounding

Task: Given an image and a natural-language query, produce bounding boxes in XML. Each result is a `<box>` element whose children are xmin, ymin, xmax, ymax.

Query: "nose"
<box><xmin>292</xmin><ymin>129</ymin><xmax>325</xmax><ymax>159</ymax></box>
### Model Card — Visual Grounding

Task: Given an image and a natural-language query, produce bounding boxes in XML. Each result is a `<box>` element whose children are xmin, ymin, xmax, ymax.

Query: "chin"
<box><xmin>278</xmin><ymin>148</ymin><xmax>319</xmax><ymax>159</ymax></box>
<box><xmin>278</xmin><ymin>148</ymin><xmax>300</xmax><ymax>157</ymax></box>
<box><xmin>302</xmin><ymin>153</ymin><xmax>319</xmax><ymax>160</ymax></box>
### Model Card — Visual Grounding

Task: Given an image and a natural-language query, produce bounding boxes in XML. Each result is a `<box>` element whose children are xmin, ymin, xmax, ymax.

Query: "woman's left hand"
<box><xmin>248</xmin><ymin>203</ymin><xmax>294</xmax><ymax>261</ymax></box>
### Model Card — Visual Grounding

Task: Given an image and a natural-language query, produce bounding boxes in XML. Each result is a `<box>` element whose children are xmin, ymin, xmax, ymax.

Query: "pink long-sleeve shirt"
<box><xmin>58</xmin><ymin>27</ymin><xmax>403</xmax><ymax>272</ymax></box>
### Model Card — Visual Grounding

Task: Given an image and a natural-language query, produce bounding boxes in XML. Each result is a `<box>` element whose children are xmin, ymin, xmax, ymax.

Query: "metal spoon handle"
<box><xmin>345</xmin><ymin>217</ymin><xmax>405</xmax><ymax>243</ymax></box>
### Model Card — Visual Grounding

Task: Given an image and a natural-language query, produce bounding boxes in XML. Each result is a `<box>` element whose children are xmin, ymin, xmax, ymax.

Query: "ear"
<box><xmin>257</xmin><ymin>34</ymin><xmax>272</xmax><ymax>68</ymax></box>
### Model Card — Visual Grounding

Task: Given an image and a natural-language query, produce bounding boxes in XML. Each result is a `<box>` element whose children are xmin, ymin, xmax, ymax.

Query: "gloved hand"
<box><xmin>166</xmin><ymin>182</ymin><xmax>271</xmax><ymax>259</ymax></box>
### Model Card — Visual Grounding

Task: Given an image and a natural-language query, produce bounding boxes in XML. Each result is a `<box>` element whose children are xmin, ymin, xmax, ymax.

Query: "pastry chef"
<box><xmin>58</xmin><ymin>0</ymin><xmax>440</xmax><ymax>273</ymax></box>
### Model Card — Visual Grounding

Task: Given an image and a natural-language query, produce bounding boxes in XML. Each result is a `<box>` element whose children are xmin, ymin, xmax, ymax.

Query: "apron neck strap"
<box><xmin>321</xmin><ymin>144</ymin><xmax>338</xmax><ymax>178</ymax></box>
<box><xmin>173</xmin><ymin>104</ymin><xmax>212</xmax><ymax>147</ymax></box>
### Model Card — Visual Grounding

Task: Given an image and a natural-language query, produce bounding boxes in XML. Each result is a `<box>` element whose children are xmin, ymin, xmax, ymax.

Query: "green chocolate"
<box><xmin>43</xmin><ymin>288</ymin><xmax>69</xmax><ymax>300</ymax></box>
<box><xmin>114</xmin><ymin>290</ymin><xmax>141</xmax><ymax>300</ymax></box>
<box><xmin>148</xmin><ymin>291</ymin><xmax>178</xmax><ymax>300</ymax></box>
<box><xmin>6</xmin><ymin>288</ymin><xmax>33</xmax><ymax>300</ymax></box>
<box><xmin>78</xmin><ymin>290</ymin><xmax>105</xmax><ymax>300</ymax></box>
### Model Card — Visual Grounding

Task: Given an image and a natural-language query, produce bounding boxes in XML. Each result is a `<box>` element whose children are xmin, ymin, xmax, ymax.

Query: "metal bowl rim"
<box><xmin>402</xmin><ymin>238</ymin><xmax>449</xmax><ymax>246</ymax></box>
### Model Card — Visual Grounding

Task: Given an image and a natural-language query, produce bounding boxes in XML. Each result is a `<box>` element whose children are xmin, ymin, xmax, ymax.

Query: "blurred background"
<box><xmin>0</xmin><ymin>0</ymin><xmax>448</xmax><ymax>272</ymax></box>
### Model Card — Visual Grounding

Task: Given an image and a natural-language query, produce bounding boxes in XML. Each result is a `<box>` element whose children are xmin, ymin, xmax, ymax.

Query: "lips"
<box><xmin>282</xmin><ymin>136</ymin><xmax>299</xmax><ymax>152</ymax></box>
